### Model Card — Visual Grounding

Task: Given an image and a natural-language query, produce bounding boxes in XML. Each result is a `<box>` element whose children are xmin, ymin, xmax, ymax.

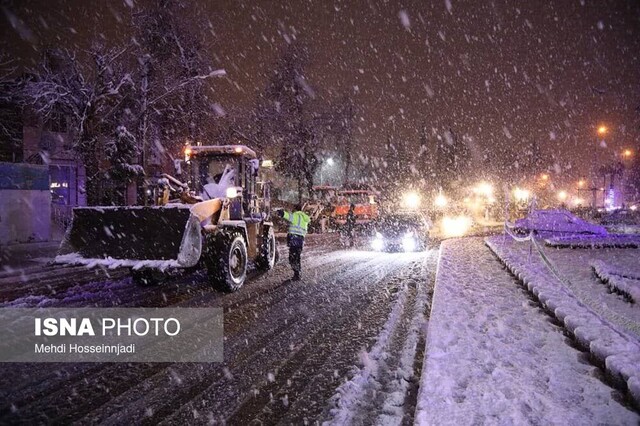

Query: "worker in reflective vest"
<box><xmin>276</xmin><ymin>204</ymin><xmax>310</xmax><ymax>281</ymax></box>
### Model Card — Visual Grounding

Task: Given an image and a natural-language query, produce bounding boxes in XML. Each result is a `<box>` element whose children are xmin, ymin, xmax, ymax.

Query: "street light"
<box><xmin>577</xmin><ymin>179</ymin><xmax>585</xmax><ymax>188</ymax></box>
<box><xmin>597</xmin><ymin>125</ymin><xmax>607</xmax><ymax>135</ymax></box>
<box><xmin>540</xmin><ymin>173</ymin><xmax>549</xmax><ymax>181</ymax></box>
<box><xmin>622</xmin><ymin>149</ymin><xmax>633</xmax><ymax>159</ymax></box>
<box><xmin>320</xmin><ymin>158</ymin><xmax>335</xmax><ymax>185</ymax></box>
<box><xmin>557</xmin><ymin>190</ymin><xmax>568</xmax><ymax>202</ymax></box>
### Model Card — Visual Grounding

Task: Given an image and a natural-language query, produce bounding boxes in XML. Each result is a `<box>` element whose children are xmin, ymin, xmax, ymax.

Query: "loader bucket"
<box><xmin>55</xmin><ymin>205</ymin><xmax>203</xmax><ymax>270</ymax></box>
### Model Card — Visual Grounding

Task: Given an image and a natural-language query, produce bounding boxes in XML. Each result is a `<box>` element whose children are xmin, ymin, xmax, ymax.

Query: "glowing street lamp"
<box><xmin>577</xmin><ymin>179</ymin><xmax>586</xmax><ymax>188</ymax></box>
<box><xmin>557</xmin><ymin>190</ymin><xmax>568</xmax><ymax>202</ymax></box>
<box><xmin>597</xmin><ymin>125</ymin><xmax>607</xmax><ymax>136</ymax></box>
<box><xmin>622</xmin><ymin>149</ymin><xmax>633</xmax><ymax>159</ymax></box>
<box><xmin>540</xmin><ymin>173</ymin><xmax>549</xmax><ymax>181</ymax></box>
<box><xmin>320</xmin><ymin>157</ymin><xmax>335</xmax><ymax>184</ymax></box>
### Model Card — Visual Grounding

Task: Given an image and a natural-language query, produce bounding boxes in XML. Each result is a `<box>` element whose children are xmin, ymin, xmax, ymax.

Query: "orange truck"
<box><xmin>332</xmin><ymin>188</ymin><xmax>379</xmax><ymax>226</ymax></box>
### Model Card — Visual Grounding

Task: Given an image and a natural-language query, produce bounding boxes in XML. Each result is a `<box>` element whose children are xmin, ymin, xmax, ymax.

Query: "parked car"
<box><xmin>514</xmin><ymin>209</ymin><xmax>607</xmax><ymax>235</ymax></box>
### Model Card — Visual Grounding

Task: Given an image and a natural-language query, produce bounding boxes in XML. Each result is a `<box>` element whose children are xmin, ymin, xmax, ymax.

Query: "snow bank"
<box><xmin>486</xmin><ymin>236</ymin><xmax>640</xmax><ymax>409</ymax></box>
<box><xmin>545</xmin><ymin>234</ymin><xmax>640</xmax><ymax>248</ymax></box>
<box><xmin>415</xmin><ymin>238</ymin><xmax>639</xmax><ymax>424</ymax></box>
<box><xmin>591</xmin><ymin>260</ymin><xmax>640</xmax><ymax>303</ymax></box>
<box><xmin>53</xmin><ymin>252</ymin><xmax>180</xmax><ymax>272</ymax></box>
<box><xmin>514</xmin><ymin>209</ymin><xmax>607</xmax><ymax>235</ymax></box>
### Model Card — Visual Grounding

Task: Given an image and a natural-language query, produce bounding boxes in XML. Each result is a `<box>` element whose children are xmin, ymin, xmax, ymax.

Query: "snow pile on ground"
<box><xmin>416</xmin><ymin>238</ymin><xmax>639</xmax><ymax>424</ymax></box>
<box><xmin>591</xmin><ymin>260</ymin><xmax>640</xmax><ymax>303</ymax></box>
<box><xmin>54</xmin><ymin>252</ymin><xmax>180</xmax><ymax>271</ymax></box>
<box><xmin>606</xmin><ymin>224</ymin><xmax>640</xmax><ymax>235</ymax></box>
<box><xmin>325</xmin><ymin>258</ymin><xmax>432</xmax><ymax>425</ymax></box>
<box><xmin>486</xmin><ymin>235</ymin><xmax>640</xmax><ymax>410</ymax></box>
<box><xmin>514</xmin><ymin>209</ymin><xmax>607</xmax><ymax>235</ymax></box>
<box><xmin>545</xmin><ymin>234</ymin><xmax>640</xmax><ymax>248</ymax></box>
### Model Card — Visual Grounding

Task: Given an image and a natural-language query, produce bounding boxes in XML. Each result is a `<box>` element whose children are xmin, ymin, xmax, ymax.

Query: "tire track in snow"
<box><xmin>3</xmin><ymin>249</ymin><xmax>407</xmax><ymax>424</ymax></box>
<box><xmin>0</xmin><ymin>244</ymin><xmax>337</xmax><ymax>420</ymax></box>
<box><xmin>323</xmin><ymin>251</ymin><xmax>437</xmax><ymax>425</ymax></box>
<box><xmin>217</xmin><ymin>256</ymin><xmax>419</xmax><ymax>425</ymax></box>
<box><xmin>92</xmin><ymin>251</ymin><xmax>414</xmax><ymax>425</ymax></box>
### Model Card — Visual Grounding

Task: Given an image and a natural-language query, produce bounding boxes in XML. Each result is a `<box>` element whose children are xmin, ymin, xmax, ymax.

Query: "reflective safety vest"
<box><xmin>284</xmin><ymin>211</ymin><xmax>310</xmax><ymax>237</ymax></box>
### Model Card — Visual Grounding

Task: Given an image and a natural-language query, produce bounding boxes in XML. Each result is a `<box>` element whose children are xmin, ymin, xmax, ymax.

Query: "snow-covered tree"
<box><xmin>254</xmin><ymin>43</ymin><xmax>320</xmax><ymax>202</ymax></box>
<box><xmin>104</xmin><ymin>125</ymin><xmax>144</xmax><ymax>188</ymax></box>
<box><xmin>0</xmin><ymin>56</ymin><xmax>23</xmax><ymax>162</ymax></box>
<box><xmin>132</xmin><ymin>1</ymin><xmax>226</xmax><ymax>178</ymax></box>
<box><xmin>20</xmin><ymin>47</ymin><xmax>135</xmax><ymax>204</ymax></box>
<box><xmin>323</xmin><ymin>95</ymin><xmax>356</xmax><ymax>184</ymax></box>
<box><xmin>429</xmin><ymin>127</ymin><xmax>471</xmax><ymax>191</ymax></box>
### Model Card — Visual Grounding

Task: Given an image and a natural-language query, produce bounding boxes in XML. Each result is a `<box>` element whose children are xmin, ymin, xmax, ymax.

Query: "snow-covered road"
<box><xmin>0</xmin><ymin>240</ymin><xmax>435</xmax><ymax>424</ymax></box>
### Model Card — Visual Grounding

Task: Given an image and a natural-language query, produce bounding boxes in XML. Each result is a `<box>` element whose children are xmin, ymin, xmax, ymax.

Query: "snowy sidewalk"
<box><xmin>0</xmin><ymin>240</ymin><xmax>60</xmax><ymax>276</ymax></box>
<box><xmin>415</xmin><ymin>238</ymin><xmax>638</xmax><ymax>425</ymax></box>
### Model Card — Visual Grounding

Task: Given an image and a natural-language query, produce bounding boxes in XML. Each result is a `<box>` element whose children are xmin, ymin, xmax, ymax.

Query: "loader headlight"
<box><xmin>226</xmin><ymin>187</ymin><xmax>241</xmax><ymax>198</ymax></box>
<box><xmin>371</xmin><ymin>232</ymin><xmax>384</xmax><ymax>251</ymax></box>
<box><xmin>402</xmin><ymin>232</ymin><xmax>416</xmax><ymax>252</ymax></box>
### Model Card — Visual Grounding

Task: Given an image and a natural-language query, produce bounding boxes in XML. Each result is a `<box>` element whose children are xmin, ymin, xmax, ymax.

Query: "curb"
<box><xmin>485</xmin><ymin>237</ymin><xmax>640</xmax><ymax>409</ymax></box>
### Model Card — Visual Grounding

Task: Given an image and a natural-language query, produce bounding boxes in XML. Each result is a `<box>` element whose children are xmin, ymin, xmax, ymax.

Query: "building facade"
<box><xmin>21</xmin><ymin>110</ymin><xmax>86</xmax><ymax>237</ymax></box>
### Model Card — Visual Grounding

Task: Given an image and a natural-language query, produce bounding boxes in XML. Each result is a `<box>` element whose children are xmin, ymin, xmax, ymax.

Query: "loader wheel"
<box><xmin>256</xmin><ymin>227</ymin><xmax>276</xmax><ymax>271</ymax></box>
<box><xmin>131</xmin><ymin>269</ymin><xmax>163</xmax><ymax>286</ymax></box>
<box><xmin>208</xmin><ymin>234</ymin><xmax>248</xmax><ymax>292</ymax></box>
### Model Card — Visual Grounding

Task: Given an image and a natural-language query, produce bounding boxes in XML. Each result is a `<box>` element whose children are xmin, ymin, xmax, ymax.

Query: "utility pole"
<box><xmin>140</xmin><ymin>55</ymin><xmax>151</xmax><ymax>206</ymax></box>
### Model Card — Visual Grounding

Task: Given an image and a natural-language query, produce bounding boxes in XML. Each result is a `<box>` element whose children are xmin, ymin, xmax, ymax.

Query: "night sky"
<box><xmin>2</xmin><ymin>0</ymin><xmax>639</xmax><ymax>185</ymax></box>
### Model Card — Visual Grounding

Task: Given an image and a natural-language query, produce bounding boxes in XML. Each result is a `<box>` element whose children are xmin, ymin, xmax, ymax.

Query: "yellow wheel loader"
<box><xmin>54</xmin><ymin>145</ymin><xmax>277</xmax><ymax>292</ymax></box>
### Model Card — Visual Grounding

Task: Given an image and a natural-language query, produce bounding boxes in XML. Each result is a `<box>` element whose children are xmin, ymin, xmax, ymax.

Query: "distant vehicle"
<box><xmin>370</xmin><ymin>212</ymin><xmax>430</xmax><ymax>252</ymax></box>
<box><xmin>333</xmin><ymin>185</ymin><xmax>380</xmax><ymax>227</ymax></box>
<box><xmin>514</xmin><ymin>209</ymin><xmax>607</xmax><ymax>235</ymax></box>
<box><xmin>303</xmin><ymin>186</ymin><xmax>338</xmax><ymax>232</ymax></box>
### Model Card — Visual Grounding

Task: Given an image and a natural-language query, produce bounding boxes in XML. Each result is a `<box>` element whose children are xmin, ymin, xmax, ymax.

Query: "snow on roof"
<box><xmin>73</xmin><ymin>204</ymin><xmax>191</xmax><ymax>211</ymax></box>
<box><xmin>190</xmin><ymin>145</ymin><xmax>257</xmax><ymax>159</ymax></box>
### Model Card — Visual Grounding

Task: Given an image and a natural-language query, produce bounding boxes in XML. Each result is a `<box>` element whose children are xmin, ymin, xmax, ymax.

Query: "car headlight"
<box><xmin>402</xmin><ymin>234</ymin><xmax>416</xmax><ymax>252</ymax></box>
<box><xmin>441</xmin><ymin>216</ymin><xmax>472</xmax><ymax>237</ymax></box>
<box><xmin>371</xmin><ymin>233</ymin><xmax>384</xmax><ymax>251</ymax></box>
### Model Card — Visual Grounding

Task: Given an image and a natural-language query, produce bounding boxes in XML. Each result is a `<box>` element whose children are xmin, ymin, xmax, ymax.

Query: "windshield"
<box><xmin>376</xmin><ymin>215</ymin><xmax>423</xmax><ymax>237</ymax></box>
<box><xmin>193</xmin><ymin>156</ymin><xmax>237</xmax><ymax>200</ymax></box>
<box><xmin>339</xmin><ymin>193</ymin><xmax>372</xmax><ymax>205</ymax></box>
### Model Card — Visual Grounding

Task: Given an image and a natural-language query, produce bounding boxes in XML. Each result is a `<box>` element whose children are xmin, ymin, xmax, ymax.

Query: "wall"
<box><xmin>0</xmin><ymin>163</ymin><xmax>51</xmax><ymax>244</ymax></box>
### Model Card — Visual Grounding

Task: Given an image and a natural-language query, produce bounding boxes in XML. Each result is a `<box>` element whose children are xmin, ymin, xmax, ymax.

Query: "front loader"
<box><xmin>54</xmin><ymin>145</ymin><xmax>277</xmax><ymax>292</ymax></box>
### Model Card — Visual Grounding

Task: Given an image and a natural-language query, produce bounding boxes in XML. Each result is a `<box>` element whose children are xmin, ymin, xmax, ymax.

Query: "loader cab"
<box><xmin>185</xmin><ymin>145</ymin><xmax>267</xmax><ymax>219</ymax></box>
